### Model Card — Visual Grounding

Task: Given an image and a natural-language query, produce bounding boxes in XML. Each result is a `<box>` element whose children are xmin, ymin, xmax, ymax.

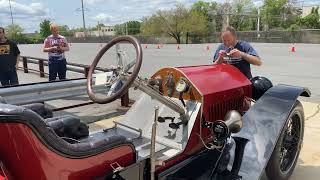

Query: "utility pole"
<box><xmin>257</xmin><ymin>8</ymin><xmax>261</xmax><ymax>38</ymax></box>
<box><xmin>8</xmin><ymin>0</ymin><xmax>14</xmax><ymax>25</ymax></box>
<box><xmin>226</xmin><ymin>0</ymin><xmax>230</xmax><ymax>27</ymax></box>
<box><xmin>98</xmin><ymin>21</ymin><xmax>100</xmax><ymax>37</ymax></box>
<box><xmin>126</xmin><ymin>22</ymin><xmax>128</xmax><ymax>35</ymax></box>
<box><xmin>80</xmin><ymin>0</ymin><xmax>86</xmax><ymax>36</ymax></box>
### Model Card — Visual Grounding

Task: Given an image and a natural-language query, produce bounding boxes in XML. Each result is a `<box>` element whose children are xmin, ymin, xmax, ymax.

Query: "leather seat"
<box><xmin>45</xmin><ymin>115</ymin><xmax>89</xmax><ymax>140</ymax></box>
<box><xmin>0</xmin><ymin>103</ymin><xmax>134</xmax><ymax>158</ymax></box>
<box><xmin>22</xmin><ymin>103</ymin><xmax>53</xmax><ymax>119</ymax></box>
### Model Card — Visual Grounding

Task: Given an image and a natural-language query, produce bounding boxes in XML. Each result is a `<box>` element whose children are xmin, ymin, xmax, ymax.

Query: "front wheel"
<box><xmin>265</xmin><ymin>101</ymin><xmax>304</xmax><ymax>180</ymax></box>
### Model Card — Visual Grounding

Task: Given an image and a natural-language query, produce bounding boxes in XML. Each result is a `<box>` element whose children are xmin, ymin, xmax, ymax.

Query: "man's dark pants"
<box><xmin>48</xmin><ymin>58</ymin><xmax>67</xmax><ymax>81</ymax></box>
<box><xmin>0</xmin><ymin>69</ymin><xmax>19</xmax><ymax>86</ymax></box>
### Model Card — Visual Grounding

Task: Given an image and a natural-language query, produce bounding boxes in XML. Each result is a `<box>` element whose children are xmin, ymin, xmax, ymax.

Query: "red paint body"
<box><xmin>0</xmin><ymin>64</ymin><xmax>252</xmax><ymax>179</ymax></box>
<box><xmin>0</xmin><ymin>124</ymin><xmax>135</xmax><ymax>180</ymax></box>
<box><xmin>178</xmin><ymin>64</ymin><xmax>252</xmax><ymax>120</ymax></box>
<box><xmin>157</xmin><ymin>64</ymin><xmax>252</xmax><ymax>172</ymax></box>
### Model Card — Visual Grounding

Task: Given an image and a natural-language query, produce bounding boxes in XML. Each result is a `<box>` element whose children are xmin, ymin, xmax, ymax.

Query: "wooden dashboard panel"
<box><xmin>150</xmin><ymin>67</ymin><xmax>202</xmax><ymax>102</ymax></box>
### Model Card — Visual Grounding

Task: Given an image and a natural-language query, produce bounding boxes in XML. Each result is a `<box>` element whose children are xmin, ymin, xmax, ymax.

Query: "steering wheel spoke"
<box><xmin>87</xmin><ymin>36</ymin><xmax>142</xmax><ymax>104</ymax></box>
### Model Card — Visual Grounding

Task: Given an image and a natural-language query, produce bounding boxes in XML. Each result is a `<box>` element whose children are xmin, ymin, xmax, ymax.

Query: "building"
<box><xmin>74</xmin><ymin>26</ymin><xmax>115</xmax><ymax>37</ymax></box>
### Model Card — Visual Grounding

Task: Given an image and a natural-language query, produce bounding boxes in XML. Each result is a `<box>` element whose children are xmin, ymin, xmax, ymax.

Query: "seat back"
<box><xmin>0</xmin><ymin>103</ymin><xmax>135</xmax><ymax>158</ymax></box>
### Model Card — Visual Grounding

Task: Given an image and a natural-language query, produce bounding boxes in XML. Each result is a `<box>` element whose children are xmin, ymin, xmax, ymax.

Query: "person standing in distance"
<box><xmin>0</xmin><ymin>27</ymin><xmax>20</xmax><ymax>86</ymax></box>
<box><xmin>213</xmin><ymin>26</ymin><xmax>262</xmax><ymax>79</ymax></box>
<box><xmin>43</xmin><ymin>23</ymin><xmax>69</xmax><ymax>81</ymax></box>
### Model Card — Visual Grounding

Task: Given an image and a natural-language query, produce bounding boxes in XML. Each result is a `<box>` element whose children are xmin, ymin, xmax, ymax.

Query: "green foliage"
<box><xmin>5</xmin><ymin>24</ymin><xmax>43</xmax><ymax>44</ymax></box>
<box><xmin>140</xmin><ymin>4</ymin><xmax>208</xmax><ymax>43</ymax></box>
<box><xmin>114</xmin><ymin>21</ymin><xmax>141</xmax><ymax>35</ymax></box>
<box><xmin>40</xmin><ymin>19</ymin><xmax>51</xmax><ymax>38</ymax></box>
<box><xmin>298</xmin><ymin>7</ymin><xmax>320</xmax><ymax>29</ymax></box>
<box><xmin>72</xmin><ymin>27</ymin><xmax>85</xmax><ymax>32</ymax></box>
<box><xmin>90</xmin><ymin>23</ymin><xmax>106</xmax><ymax>31</ymax></box>
<box><xmin>190</xmin><ymin>1</ymin><xmax>218</xmax><ymax>33</ymax></box>
<box><xmin>5</xmin><ymin>24</ymin><xmax>23</xmax><ymax>41</ymax></box>
<box><xmin>59</xmin><ymin>25</ymin><xmax>73</xmax><ymax>37</ymax></box>
<box><xmin>261</xmin><ymin>0</ymin><xmax>301</xmax><ymax>30</ymax></box>
<box><xmin>230</xmin><ymin>0</ymin><xmax>256</xmax><ymax>31</ymax></box>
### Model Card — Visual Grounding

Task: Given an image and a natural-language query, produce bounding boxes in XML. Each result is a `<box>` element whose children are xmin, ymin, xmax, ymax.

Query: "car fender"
<box><xmin>231</xmin><ymin>84</ymin><xmax>310</xmax><ymax>180</ymax></box>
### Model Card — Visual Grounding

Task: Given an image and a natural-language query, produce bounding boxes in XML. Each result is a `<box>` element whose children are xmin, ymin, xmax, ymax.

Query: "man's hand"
<box><xmin>214</xmin><ymin>50</ymin><xmax>227</xmax><ymax>64</ymax></box>
<box><xmin>228</xmin><ymin>49</ymin><xmax>245</xmax><ymax>58</ymax></box>
<box><xmin>218</xmin><ymin>50</ymin><xmax>227</xmax><ymax>58</ymax></box>
<box><xmin>50</xmin><ymin>46</ymin><xmax>58</xmax><ymax>52</ymax></box>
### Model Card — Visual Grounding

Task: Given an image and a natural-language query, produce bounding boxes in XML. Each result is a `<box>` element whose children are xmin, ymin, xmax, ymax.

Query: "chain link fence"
<box><xmin>67</xmin><ymin>29</ymin><xmax>320</xmax><ymax>44</ymax></box>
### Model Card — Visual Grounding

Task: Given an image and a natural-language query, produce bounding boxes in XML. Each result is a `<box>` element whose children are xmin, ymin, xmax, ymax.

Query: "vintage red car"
<box><xmin>0</xmin><ymin>36</ymin><xmax>310</xmax><ymax>180</ymax></box>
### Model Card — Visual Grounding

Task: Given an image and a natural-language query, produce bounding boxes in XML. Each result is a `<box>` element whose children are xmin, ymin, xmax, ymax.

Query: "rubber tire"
<box><xmin>265</xmin><ymin>100</ymin><xmax>304</xmax><ymax>180</ymax></box>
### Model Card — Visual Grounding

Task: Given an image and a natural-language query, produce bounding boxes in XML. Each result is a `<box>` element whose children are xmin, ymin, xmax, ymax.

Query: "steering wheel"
<box><xmin>87</xmin><ymin>36</ymin><xmax>142</xmax><ymax>104</ymax></box>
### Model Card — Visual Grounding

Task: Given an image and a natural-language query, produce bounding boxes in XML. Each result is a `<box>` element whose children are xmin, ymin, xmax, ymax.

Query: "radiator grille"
<box><xmin>208</xmin><ymin>96</ymin><xmax>244</xmax><ymax>121</ymax></box>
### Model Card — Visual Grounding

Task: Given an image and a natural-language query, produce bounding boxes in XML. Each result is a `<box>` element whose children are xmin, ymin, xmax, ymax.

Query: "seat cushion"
<box><xmin>46</xmin><ymin>115</ymin><xmax>89</xmax><ymax>140</ymax></box>
<box><xmin>22</xmin><ymin>103</ymin><xmax>53</xmax><ymax>119</ymax></box>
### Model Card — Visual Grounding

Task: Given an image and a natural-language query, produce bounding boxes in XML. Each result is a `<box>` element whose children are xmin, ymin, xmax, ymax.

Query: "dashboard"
<box><xmin>150</xmin><ymin>68</ymin><xmax>202</xmax><ymax>102</ymax></box>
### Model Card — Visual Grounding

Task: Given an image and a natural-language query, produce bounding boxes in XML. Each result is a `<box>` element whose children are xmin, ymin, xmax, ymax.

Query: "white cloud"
<box><xmin>85</xmin><ymin>0</ymin><xmax>107</xmax><ymax>5</ymax></box>
<box><xmin>0</xmin><ymin>0</ymin><xmax>47</xmax><ymax>17</ymax></box>
<box><xmin>92</xmin><ymin>13</ymin><xmax>113</xmax><ymax>22</ymax></box>
<box><xmin>0</xmin><ymin>0</ymin><xmax>49</xmax><ymax>32</ymax></box>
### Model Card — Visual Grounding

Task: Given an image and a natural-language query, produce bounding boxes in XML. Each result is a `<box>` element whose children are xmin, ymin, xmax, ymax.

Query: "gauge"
<box><xmin>176</xmin><ymin>78</ymin><xmax>189</xmax><ymax>93</ymax></box>
<box><xmin>165</xmin><ymin>73</ymin><xmax>175</xmax><ymax>97</ymax></box>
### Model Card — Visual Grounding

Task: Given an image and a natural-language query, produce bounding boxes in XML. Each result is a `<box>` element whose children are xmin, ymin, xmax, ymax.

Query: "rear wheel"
<box><xmin>266</xmin><ymin>101</ymin><xmax>304</xmax><ymax>180</ymax></box>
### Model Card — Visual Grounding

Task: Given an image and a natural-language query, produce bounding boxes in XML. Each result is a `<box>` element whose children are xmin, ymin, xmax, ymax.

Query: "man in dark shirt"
<box><xmin>213</xmin><ymin>26</ymin><xmax>262</xmax><ymax>79</ymax></box>
<box><xmin>0</xmin><ymin>27</ymin><xmax>20</xmax><ymax>86</ymax></box>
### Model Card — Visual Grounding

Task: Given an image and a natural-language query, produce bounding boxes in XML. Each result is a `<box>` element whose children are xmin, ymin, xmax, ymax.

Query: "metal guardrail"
<box><xmin>0</xmin><ymin>78</ymin><xmax>100</xmax><ymax>105</ymax></box>
<box><xmin>13</xmin><ymin>56</ymin><xmax>130</xmax><ymax>107</ymax></box>
<box><xmin>20</xmin><ymin>56</ymin><xmax>111</xmax><ymax>78</ymax></box>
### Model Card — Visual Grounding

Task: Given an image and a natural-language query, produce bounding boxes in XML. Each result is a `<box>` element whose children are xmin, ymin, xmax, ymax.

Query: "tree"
<box><xmin>140</xmin><ymin>4</ymin><xmax>208</xmax><ymax>43</ymax></box>
<box><xmin>114</xmin><ymin>21</ymin><xmax>141</xmax><ymax>35</ymax></box>
<box><xmin>5</xmin><ymin>24</ymin><xmax>24</xmax><ymax>42</ymax></box>
<box><xmin>190</xmin><ymin>1</ymin><xmax>218</xmax><ymax>33</ymax></box>
<box><xmin>298</xmin><ymin>7</ymin><xmax>320</xmax><ymax>29</ymax></box>
<box><xmin>230</xmin><ymin>0</ymin><xmax>256</xmax><ymax>31</ymax></box>
<box><xmin>261</xmin><ymin>0</ymin><xmax>301</xmax><ymax>30</ymax></box>
<box><xmin>40</xmin><ymin>19</ymin><xmax>51</xmax><ymax>38</ymax></box>
<box><xmin>90</xmin><ymin>23</ymin><xmax>105</xmax><ymax>31</ymax></box>
<box><xmin>59</xmin><ymin>25</ymin><xmax>73</xmax><ymax>37</ymax></box>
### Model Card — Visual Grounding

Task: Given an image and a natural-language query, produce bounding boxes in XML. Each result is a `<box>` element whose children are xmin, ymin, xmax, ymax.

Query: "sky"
<box><xmin>0</xmin><ymin>0</ymin><xmax>319</xmax><ymax>33</ymax></box>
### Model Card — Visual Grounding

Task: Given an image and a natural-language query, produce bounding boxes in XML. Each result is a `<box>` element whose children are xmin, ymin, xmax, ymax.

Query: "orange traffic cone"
<box><xmin>206</xmin><ymin>45</ymin><xmax>210</xmax><ymax>51</ymax></box>
<box><xmin>144</xmin><ymin>44</ymin><xmax>148</xmax><ymax>49</ymax></box>
<box><xmin>177</xmin><ymin>45</ymin><xmax>181</xmax><ymax>50</ymax></box>
<box><xmin>157</xmin><ymin>44</ymin><xmax>161</xmax><ymax>49</ymax></box>
<box><xmin>291</xmin><ymin>44</ymin><xmax>296</xmax><ymax>52</ymax></box>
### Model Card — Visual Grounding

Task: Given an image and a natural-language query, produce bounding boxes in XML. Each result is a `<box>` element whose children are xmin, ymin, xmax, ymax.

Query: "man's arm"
<box><xmin>241</xmin><ymin>52</ymin><xmax>262</xmax><ymax>66</ymax></box>
<box><xmin>59</xmin><ymin>43</ymin><xmax>69</xmax><ymax>52</ymax></box>
<box><xmin>229</xmin><ymin>43</ymin><xmax>262</xmax><ymax>66</ymax></box>
<box><xmin>16</xmin><ymin>54</ymin><xmax>21</xmax><ymax>69</ymax></box>
<box><xmin>43</xmin><ymin>38</ymin><xmax>57</xmax><ymax>52</ymax></box>
<box><xmin>213</xmin><ymin>45</ymin><xmax>226</xmax><ymax>64</ymax></box>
